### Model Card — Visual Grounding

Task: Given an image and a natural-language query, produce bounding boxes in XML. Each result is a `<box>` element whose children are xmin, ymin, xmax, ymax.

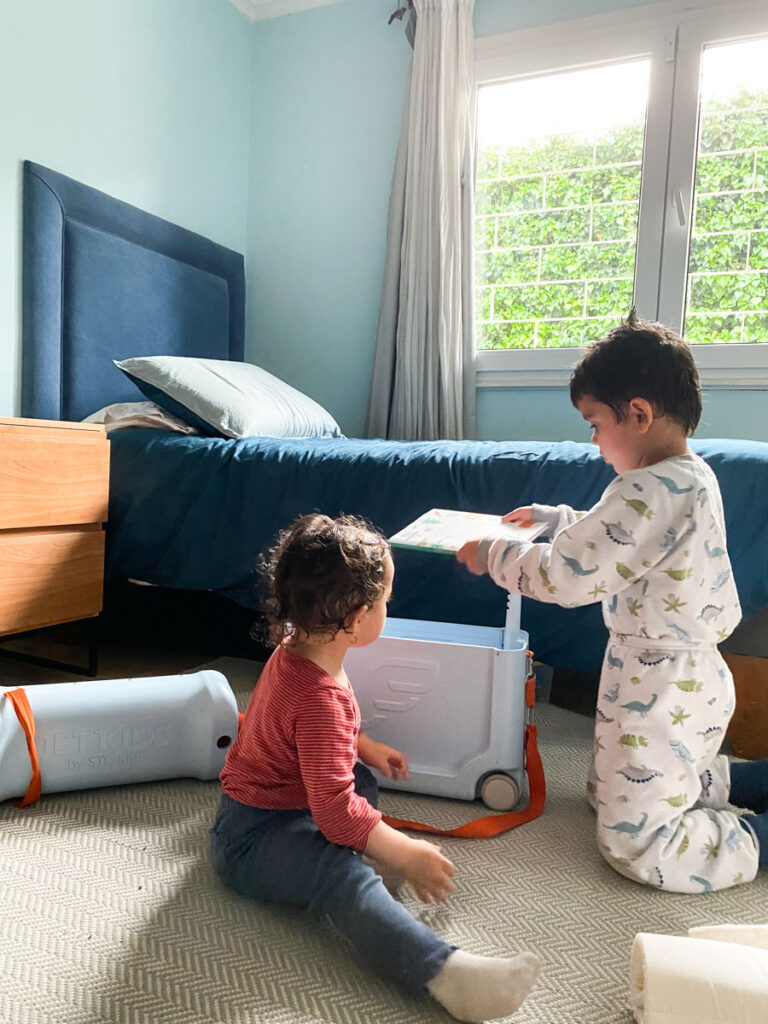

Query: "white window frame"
<box><xmin>474</xmin><ymin>0</ymin><xmax>768</xmax><ymax>390</ymax></box>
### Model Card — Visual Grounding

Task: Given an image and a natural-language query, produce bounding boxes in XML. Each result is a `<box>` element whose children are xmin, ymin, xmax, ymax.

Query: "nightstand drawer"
<box><xmin>0</xmin><ymin>527</ymin><xmax>106</xmax><ymax>635</ymax></box>
<box><xmin>0</xmin><ymin>417</ymin><xmax>109</xmax><ymax>646</ymax></box>
<box><xmin>0</xmin><ymin>421</ymin><xmax>109</xmax><ymax>529</ymax></box>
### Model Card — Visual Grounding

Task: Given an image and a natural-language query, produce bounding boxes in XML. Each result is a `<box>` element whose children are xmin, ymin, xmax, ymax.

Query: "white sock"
<box><xmin>427</xmin><ymin>948</ymin><xmax>540</xmax><ymax>1023</ymax></box>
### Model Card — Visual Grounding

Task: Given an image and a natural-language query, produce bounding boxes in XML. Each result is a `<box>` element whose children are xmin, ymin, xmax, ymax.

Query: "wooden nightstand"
<box><xmin>0</xmin><ymin>417</ymin><xmax>109</xmax><ymax>674</ymax></box>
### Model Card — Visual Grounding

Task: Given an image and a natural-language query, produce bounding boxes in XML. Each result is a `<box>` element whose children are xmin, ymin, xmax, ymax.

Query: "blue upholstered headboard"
<box><xmin>22</xmin><ymin>161</ymin><xmax>245</xmax><ymax>422</ymax></box>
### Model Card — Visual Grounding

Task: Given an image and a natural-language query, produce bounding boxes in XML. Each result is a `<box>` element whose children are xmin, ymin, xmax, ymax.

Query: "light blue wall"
<box><xmin>475</xmin><ymin>0</ymin><xmax>661</xmax><ymax>35</ymax></box>
<box><xmin>247</xmin><ymin>0</ymin><xmax>768</xmax><ymax>443</ymax></box>
<box><xmin>0</xmin><ymin>0</ymin><xmax>250</xmax><ymax>418</ymax></box>
<box><xmin>475</xmin><ymin>385</ymin><xmax>759</xmax><ymax>442</ymax></box>
<box><xmin>247</xmin><ymin>0</ymin><xmax>410</xmax><ymax>434</ymax></box>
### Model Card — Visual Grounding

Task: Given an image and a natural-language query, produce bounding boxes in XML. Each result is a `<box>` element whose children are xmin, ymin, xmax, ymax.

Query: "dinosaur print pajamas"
<box><xmin>479</xmin><ymin>453</ymin><xmax>760</xmax><ymax>893</ymax></box>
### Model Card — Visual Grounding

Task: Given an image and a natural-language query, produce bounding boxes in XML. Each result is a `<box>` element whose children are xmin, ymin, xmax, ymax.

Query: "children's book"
<box><xmin>388</xmin><ymin>508</ymin><xmax>547</xmax><ymax>555</ymax></box>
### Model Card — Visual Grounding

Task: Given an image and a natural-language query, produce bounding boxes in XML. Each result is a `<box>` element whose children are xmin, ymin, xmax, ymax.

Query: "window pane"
<box><xmin>684</xmin><ymin>38</ymin><xmax>768</xmax><ymax>345</ymax></box>
<box><xmin>475</xmin><ymin>61</ymin><xmax>649</xmax><ymax>351</ymax></box>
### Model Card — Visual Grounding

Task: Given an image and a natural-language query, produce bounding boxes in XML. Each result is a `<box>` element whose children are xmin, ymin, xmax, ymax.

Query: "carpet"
<box><xmin>1</xmin><ymin>656</ymin><xmax>765</xmax><ymax>1024</ymax></box>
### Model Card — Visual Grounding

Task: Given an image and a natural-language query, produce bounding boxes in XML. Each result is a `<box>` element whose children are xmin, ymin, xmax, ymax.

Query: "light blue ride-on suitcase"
<box><xmin>345</xmin><ymin>596</ymin><xmax>533</xmax><ymax>811</ymax></box>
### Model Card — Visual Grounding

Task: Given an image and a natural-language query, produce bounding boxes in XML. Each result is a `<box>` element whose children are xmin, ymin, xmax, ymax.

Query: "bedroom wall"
<box><xmin>0</xmin><ymin>0</ymin><xmax>250</xmax><ymax>419</ymax></box>
<box><xmin>247</xmin><ymin>0</ymin><xmax>411</xmax><ymax>437</ymax></box>
<box><xmin>246</xmin><ymin>0</ymin><xmax>768</xmax><ymax>444</ymax></box>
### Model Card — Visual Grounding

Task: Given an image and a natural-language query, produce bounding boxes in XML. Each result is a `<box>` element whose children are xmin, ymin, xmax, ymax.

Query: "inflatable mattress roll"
<box><xmin>630</xmin><ymin>926</ymin><xmax>768</xmax><ymax>1024</ymax></box>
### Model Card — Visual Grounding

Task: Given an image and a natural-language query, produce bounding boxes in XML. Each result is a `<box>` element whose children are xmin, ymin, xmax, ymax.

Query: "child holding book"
<box><xmin>210</xmin><ymin>512</ymin><xmax>539</xmax><ymax>1022</ymax></box>
<box><xmin>457</xmin><ymin>312</ymin><xmax>768</xmax><ymax>893</ymax></box>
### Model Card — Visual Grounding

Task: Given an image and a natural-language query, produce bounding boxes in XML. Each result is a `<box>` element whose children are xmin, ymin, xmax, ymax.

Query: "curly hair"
<box><xmin>569</xmin><ymin>309</ymin><xmax>702</xmax><ymax>436</ymax></box>
<box><xmin>261</xmin><ymin>513</ymin><xmax>389</xmax><ymax>646</ymax></box>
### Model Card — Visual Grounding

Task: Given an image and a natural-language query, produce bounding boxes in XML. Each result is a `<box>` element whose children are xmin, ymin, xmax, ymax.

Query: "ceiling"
<box><xmin>228</xmin><ymin>0</ymin><xmax>345</xmax><ymax>22</ymax></box>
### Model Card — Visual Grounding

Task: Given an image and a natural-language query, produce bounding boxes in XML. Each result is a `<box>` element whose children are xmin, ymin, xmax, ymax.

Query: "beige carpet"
<box><xmin>1</xmin><ymin>655</ymin><xmax>766</xmax><ymax>1024</ymax></box>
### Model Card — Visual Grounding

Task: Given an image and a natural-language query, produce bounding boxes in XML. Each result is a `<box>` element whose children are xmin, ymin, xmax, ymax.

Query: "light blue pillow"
<box><xmin>115</xmin><ymin>356</ymin><xmax>344</xmax><ymax>440</ymax></box>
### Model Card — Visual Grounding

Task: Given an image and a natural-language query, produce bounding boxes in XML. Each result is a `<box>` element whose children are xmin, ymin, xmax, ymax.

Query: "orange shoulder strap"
<box><xmin>381</xmin><ymin>669</ymin><xmax>546</xmax><ymax>838</ymax></box>
<box><xmin>3</xmin><ymin>688</ymin><xmax>42</xmax><ymax>808</ymax></box>
<box><xmin>382</xmin><ymin>723</ymin><xmax>545</xmax><ymax>838</ymax></box>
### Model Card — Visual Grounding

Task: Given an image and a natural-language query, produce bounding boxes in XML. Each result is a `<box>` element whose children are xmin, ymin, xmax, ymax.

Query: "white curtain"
<box><xmin>366</xmin><ymin>0</ymin><xmax>476</xmax><ymax>441</ymax></box>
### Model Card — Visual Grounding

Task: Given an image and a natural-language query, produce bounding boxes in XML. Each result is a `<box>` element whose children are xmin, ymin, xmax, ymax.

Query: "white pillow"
<box><xmin>114</xmin><ymin>356</ymin><xmax>344</xmax><ymax>440</ymax></box>
<box><xmin>83</xmin><ymin>401</ymin><xmax>200</xmax><ymax>435</ymax></box>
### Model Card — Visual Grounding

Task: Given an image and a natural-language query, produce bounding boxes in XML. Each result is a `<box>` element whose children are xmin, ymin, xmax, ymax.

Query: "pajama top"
<box><xmin>220</xmin><ymin>645</ymin><xmax>382</xmax><ymax>852</ymax></box>
<box><xmin>477</xmin><ymin>452</ymin><xmax>760</xmax><ymax>893</ymax></box>
<box><xmin>481</xmin><ymin>452</ymin><xmax>741</xmax><ymax>643</ymax></box>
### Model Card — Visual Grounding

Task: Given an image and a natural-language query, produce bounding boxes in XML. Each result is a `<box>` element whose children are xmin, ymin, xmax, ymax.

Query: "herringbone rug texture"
<box><xmin>1</xmin><ymin>656</ymin><xmax>766</xmax><ymax>1024</ymax></box>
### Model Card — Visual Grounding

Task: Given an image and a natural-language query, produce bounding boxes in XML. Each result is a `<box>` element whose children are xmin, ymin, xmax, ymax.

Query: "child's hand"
<box><xmin>502</xmin><ymin>506</ymin><xmax>535</xmax><ymax>525</ymax></box>
<box><xmin>361</xmin><ymin>740</ymin><xmax>410</xmax><ymax>781</ymax></box>
<box><xmin>404</xmin><ymin>839</ymin><xmax>455</xmax><ymax>903</ymax></box>
<box><xmin>364</xmin><ymin>822</ymin><xmax>454</xmax><ymax>902</ymax></box>
<box><xmin>456</xmin><ymin>539</ymin><xmax>485</xmax><ymax>575</ymax></box>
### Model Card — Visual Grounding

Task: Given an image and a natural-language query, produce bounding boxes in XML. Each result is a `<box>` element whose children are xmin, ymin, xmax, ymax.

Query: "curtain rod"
<box><xmin>388</xmin><ymin>2</ymin><xmax>413</xmax><ymax>26</ymax></box>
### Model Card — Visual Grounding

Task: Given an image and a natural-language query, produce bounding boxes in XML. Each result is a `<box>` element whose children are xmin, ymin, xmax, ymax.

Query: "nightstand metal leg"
<box><xmin>0</xmin><ymin>617</ymin><xmax>99</xmax><ymax>677</ymax></box>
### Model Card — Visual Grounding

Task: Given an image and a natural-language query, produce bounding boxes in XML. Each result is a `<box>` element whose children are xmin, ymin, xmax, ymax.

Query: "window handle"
<box><xmin>673</xmin><ymin>186</ymin><xmax>687</xmax><ymax>227</ymax></box>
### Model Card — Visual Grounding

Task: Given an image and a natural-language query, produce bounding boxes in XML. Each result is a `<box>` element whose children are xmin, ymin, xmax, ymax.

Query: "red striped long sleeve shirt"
<box><xmin>220</xmin><ymin>645</ymin><xmax>381</xmax><ymax>851</ymax></box>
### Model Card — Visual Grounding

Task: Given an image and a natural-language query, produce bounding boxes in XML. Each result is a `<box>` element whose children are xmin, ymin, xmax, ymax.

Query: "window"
<box><xmin>474</xmin><ymin>0</ymin><xmax>768</xmax><ymax>388</ymax></box>
<box><xmin>476</xmin><ymin>61</ymin><xmax>648</xmax><ymax>352</ymax></box>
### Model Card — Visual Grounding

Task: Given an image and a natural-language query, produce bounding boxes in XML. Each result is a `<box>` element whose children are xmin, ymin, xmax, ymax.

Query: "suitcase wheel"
<box><xmin>479</xmin><ymin>773</ymin><xmax>520</xmax><ymax>811</ymax></box>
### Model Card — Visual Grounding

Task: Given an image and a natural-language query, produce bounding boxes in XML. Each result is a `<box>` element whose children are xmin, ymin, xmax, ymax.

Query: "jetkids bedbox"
<box><xmin>345</xmin><ymin>595</ymin><xmax>532</xmax><ymax>812</ymax></box>
<box><xmin>0</xmin><ymin>671</ymin><xmax>239</xmax><ymax>807</ymax></box>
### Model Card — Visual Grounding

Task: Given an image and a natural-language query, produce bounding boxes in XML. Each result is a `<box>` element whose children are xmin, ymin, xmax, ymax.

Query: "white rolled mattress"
<box><xmin>630</xmin><ymin>925</ymin><xmax>768</xmax><ymax>1023</ymax></box>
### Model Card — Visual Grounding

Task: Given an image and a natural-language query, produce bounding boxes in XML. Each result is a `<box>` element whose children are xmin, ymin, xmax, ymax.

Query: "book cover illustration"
<box><xmin>389</xmin><ymin>508</ymin><xmax>547</xmax><ymax>555</ymax></box>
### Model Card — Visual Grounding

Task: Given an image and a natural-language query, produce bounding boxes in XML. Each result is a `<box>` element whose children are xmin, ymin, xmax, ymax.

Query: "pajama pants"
<box><xmin>588</xmin><ymin>635</ymin><xmax>760</xmax><ymax>893</ymax></box>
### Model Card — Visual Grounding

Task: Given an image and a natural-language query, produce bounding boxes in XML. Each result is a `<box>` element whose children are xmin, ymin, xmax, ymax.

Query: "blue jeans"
<box><xmin>209</xmin><ymin>764</ymin><xmax>453</xmax><ymax>993</ymax></box>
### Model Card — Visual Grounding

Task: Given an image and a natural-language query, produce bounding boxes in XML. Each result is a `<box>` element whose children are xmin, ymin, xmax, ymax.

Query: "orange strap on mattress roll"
<box><xmin>3</xmin><ymin>688</ymin><xmax>42</xmax><ymax>807</ymax></box>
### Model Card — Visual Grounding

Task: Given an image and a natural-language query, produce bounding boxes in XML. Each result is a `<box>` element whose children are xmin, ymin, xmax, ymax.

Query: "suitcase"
<box><xmin>345</xmin><ymin>595</ymin><xmax>533</xmax><ymax>811</ymax></box>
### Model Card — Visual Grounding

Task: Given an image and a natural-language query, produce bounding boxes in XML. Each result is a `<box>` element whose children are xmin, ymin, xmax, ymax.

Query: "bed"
<box><xmin>20</xmin><ymin>161</ymin><xmax>768</xmax><ymax>678</ymax></box>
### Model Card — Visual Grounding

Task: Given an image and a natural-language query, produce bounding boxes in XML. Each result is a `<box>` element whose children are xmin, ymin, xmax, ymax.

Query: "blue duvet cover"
<box><xmin>106</xmin><ymin>432</ymin><xmax>768</xmax><ymax>675</ymax></box>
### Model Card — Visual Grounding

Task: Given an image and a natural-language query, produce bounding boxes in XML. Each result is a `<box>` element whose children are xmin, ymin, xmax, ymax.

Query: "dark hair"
<box><xmin>569</xmin><ymin>310</ymin><xmax>702</xmax><ymax>435</ymax></box>
<box><xmin>261</xmin><ymin>513</ymin><xmax>389</xmax><ymax>646</ymax></box>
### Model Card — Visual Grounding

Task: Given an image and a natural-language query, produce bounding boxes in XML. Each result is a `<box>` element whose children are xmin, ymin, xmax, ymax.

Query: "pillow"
<box><xmin>83</xmin><ymin>401</ymin><xmax>200</xmax><ymax>435</ymax></box>
<box><xmin>114</xmin><ymin>356</ymin><xmax>344</xmax><ymax>440</ymax></box>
